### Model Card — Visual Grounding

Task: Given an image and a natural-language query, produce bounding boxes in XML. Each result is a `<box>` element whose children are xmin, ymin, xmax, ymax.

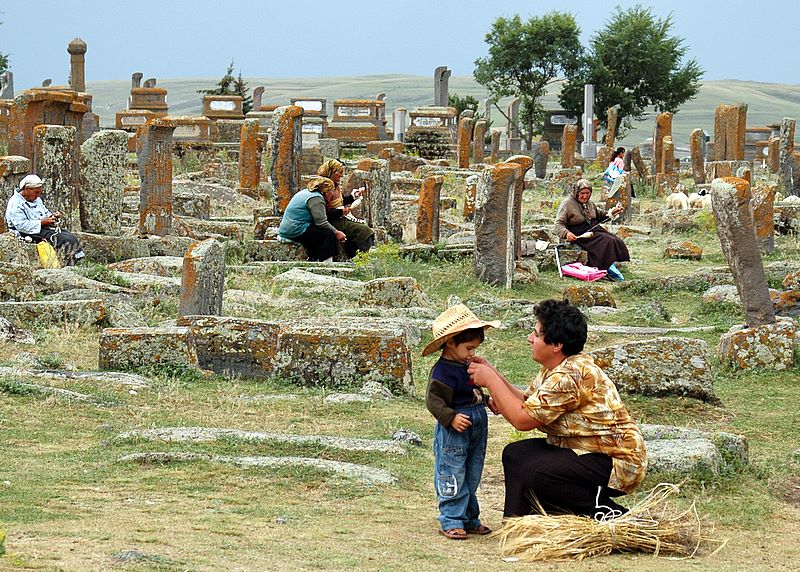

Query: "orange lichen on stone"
<box><xmin>417</xmin><ymin>175</ymin><xmax>443</xmax><ymax>244</ymax></box>
<box><xmin>561</xmin><ymin>124</ymin><xmax>577</xmax><ymax>168</ymax></box>
<box><xmin>271</xmin><ymin>106</ymin><xmax>303</xmax><ymax>214</ymax></box>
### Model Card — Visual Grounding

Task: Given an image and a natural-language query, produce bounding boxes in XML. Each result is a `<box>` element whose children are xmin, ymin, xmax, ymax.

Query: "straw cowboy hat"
<box><xmin>421</xmin><ymin>304</ymin><xmax>501</xmax><ymax>357</ymax></box>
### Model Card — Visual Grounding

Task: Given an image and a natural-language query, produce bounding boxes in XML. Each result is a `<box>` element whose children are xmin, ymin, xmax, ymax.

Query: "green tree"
<box><xmin>198</xmin><ymin>60</ymin><xmax>252</xmax><ymax>114</ymax></box>
<box><xmin>448</xmin><ymin>93</ymin><xmax>479</xmax><ymax>118</ymax></box>
<box><xmin>0</xmin><ymin>20</ymin><xmax>9</xmax><ymax>76</ymax></box>
<box><xmin>559</xmin><ymin>5</ymin><xmax>703</xmax><ymax>138</ymax></box>
<box><xmin>474</xmin><ymin>12</ymin><xmax>583</xmax><ymax>149</ymax></box>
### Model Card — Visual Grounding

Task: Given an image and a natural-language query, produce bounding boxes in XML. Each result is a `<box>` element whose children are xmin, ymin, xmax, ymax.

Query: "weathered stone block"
<box><xmin>174</xmin><ymin>190</ymin><xmax>211</xmax><ymax>220</ymax></box>
<box><xmin>590</xmin><ymin>337</ymin><xmax>718</xmax><ymax>403</ymax></box>
<box><xmin>663</xmin><ymin>240</ymin><xmax>703</xmax><ymax>260</ymax></box>
<box><xmin>717</xmin><ymin>318</ymin><xmax>796</xmax><ymax>370</ymax></box>
<box><xmin>0</xmin><ymin>233</ymin><xmax>38</xmax><ymax>265</ymax></box>
<box><xmin>243</xmin><ymin>239</ymin><xmax>307</xmax><ymax>262</ymax></box>
<box><xmin>99</xmin><ymin>326</ymin><xmax>198</xmax><ymax>371</ymax></box>
<box><xmin>0</xmin><ymin>261</ymin><xmax>34</xmax><ymax>301</ymax></box>
<box><xmin>178</xmin><ymin>315</ymin><xmax>282</xmax><ymax>378</ymax></box>
<box><xmin>74</xmin><ymin>232</ymin><xmax>151</xmax><ymax>263</ymax></box>
<box><xmin>80</xmin><ymin>129</ymin><xmax>127</xmax><ymax>235</ymax></box>
<box><xmin>0</xmin><ymin>299</ymin><xmax>107</xmax><ymax>328</ymax></box>
<box><xmin>179</xmin><ymin>238</ymin><xmax>225</xmax><ymax>317</ymax></box>
<box><xmin>107</xmin><ymin>256</ymin><xmax>184</xmax><ymax>277</ymax></box>
<box><xmin>274</xmin><ymin>318</ymin><xmax>413</xmax><ymax>395</ymax></box>
<box><xmin>642</xmin><ymin>424</ymin><xmax>748</xmax><ymax>475</ymax></box>
<box><xmin>361</xmin><ymin>277</ymin><xmax>431</xmax><ymax>308</ymax></box>
<box><xmin>562</xmin><ymin>283</ymin><xmax>616</xmax><ymax>308</ymax></box>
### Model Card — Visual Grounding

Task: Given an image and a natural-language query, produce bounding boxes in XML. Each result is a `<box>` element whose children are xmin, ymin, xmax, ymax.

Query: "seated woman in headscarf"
<box><xmin>316</xmin><ymin>159</ymin><xmax>375</xmax><ymax>258</ymax></box>
<box><xmin>554</xmin><ymin>179</ymin><xmax>629</xmax><ymax>281</ymax></box>
<box><xmin>278</xmin><ymin>177</ymin><xmax>345</xmax><ymax>262</ymax></box>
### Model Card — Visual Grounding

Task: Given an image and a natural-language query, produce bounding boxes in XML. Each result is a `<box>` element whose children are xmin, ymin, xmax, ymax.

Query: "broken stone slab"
<box><xmin>717</xmin><ymin>317</ymin><xmax>796</xmax><ymax>370</ymax></box>
<box><xmin>172</xmin><ymin>180</ymin><xmax>256</xmax><ymax>217</ymax></box>
<box><xmin>0</xmin><ymin>367</ymin><xmax>152</xmax><ymax>388</ymax></box>
<box><xmin>590</xmin><ymin>337</ymin><xmax>719</xmax><ymax>403</ymax></box>
<box><xmin>118</xmin><ymin>452</ymin><xmax>396</xmax><ymax>485</ymax></box>
<box><xmin>243</xmin><ymin>239</ymin><xmax>308</xmax><ymax>262</ymax></box>
<box><xmin>642</xmin><ymin>423</ymin><xmax>748</xmax><ymax>475</ymax></box>
<box><xmin>0</xmin><ymin>233</ymin><xmax>38</xmax><ymax>266</ymax></box>
<box><xmin>232</xmin><ymin>261</ymin><xmax>355</xmax><ymax>277</ymax></box>
<box><xmin>107</xmin><ymin>256</ymin><xmax>184</xmax><ymax>277</ymax></box>
<box><xmin>588</xmin><ymin>324</ymin><xmax>717</xmax><ymax>335</ymax></box>
<box><xmin>0</xmin><ymin>261</ymin><xmax>35</xmax><ymax>301</ymax></box>
<box><xmin>33</xmin><ymin>268</ymin><xmax>132</xmax><ymax>295</ymax></box>
<box><xmin>115</xmin><ymin>427</ymin><xmax>407</xmax><ymax>454</ymax></box>
<box><xmin>99</xmin><ymin>326</ymin><xmax>198</xmax><ymax>372</ymax></box>
<box><xmin>271</xmin><ymin>268</ymin><xmax>364</xmax><ymax>300</ymax></box>
<box><xmin>175</xmin><ymin>217</ymin><xmax>247</xmax><ymax>241</ymax></box>
<box><xmin>74</xmin><ymin>232</ymin><xmax>151</xmax><ymax>263</ymax></box>
<box><xmin>361</xmin><ymin>277</ymin><xmax>432</xmax><ymax>308</ymax></box>
<box><xmin>173</xmin><ymin>190</ymin><xmax>211</xmax><ymax>220</ymax></box>
<box><xmin>110</xmin><ymin>271</ymin><xmax>182</xmax><ymax>295</ymax></box>
<box><xmin>562</xmin><ymin>283</ymin><xmax>616</xmax><ymax>308</ymax></box>
<box><xmin>0</xmin><ymin>299</ymin><xmax>107</xmax><ymax>328</ymax></box>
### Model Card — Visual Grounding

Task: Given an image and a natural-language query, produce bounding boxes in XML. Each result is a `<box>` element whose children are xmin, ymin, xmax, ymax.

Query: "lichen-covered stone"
<box><xmin>416</xmin><ymin>175</ymin><xmax>442</xmax><ymax>244</ymax></box>
<box><xmin>99</xmin><ymin>326</ymin><xmax>198</xmax><ymax>371</ymax></box>
<box><xmin>108</xmin><ymin>256</ymin><xmax>184</xmax><ymax>277</ymax></box>
<box><xmin>361</xmin><ymin>277</ymin><xmax>431</xmax><ymax>308</ymax></box>
<box><xmin>74</xmin><ymin>232</ymin><xmax>151</xmax><ymax>263</ymax></box>
<box><xmin>270</xmin><ymin>106</ymin><xmax>303</xmax><ymax>215</ymax></box>
<box><xmin>174</xmin><ymin>190</ymin><xmax>211</xmax><ymax>220</ymax></box>
<box><xmin>663</xmin><ymin>240</ymin><xmax>703</xmax><ymax>260</ymax></box>
<box><xmin>378</xmin><ymin>148</ymin><xmax>426</xmax><ymax>173</ymax></box>
<box><xmin>0</xmin><ymin>155</ymin><xmax>31</xmax><ymax>233</ymax></box>
<box><xmin>717</xmin><ymin>318</ymin><xmax>796</xmax><ymax>370</ymax></box>
<box><xmin>781</xmin><ymin>270</ymin><xmax>800</xmax><ymax>290</ymax></box>
<box><xmin>243</xmin><ymin>239</ymin><xmax>307</xmax><ymax>262</ymax></box>
<box><xmin>80</xmin><ymin>129</ymin><xmax>127</xmax><ymax>235</ymax></box>
<box><xmin>0</xmin><ymin>261</ymin><xmax>34</xmax><ymax>301</ymax></box>
<box><xmin>179</xmin><ymin>238</ymin><xmax>225</xmax><ymax>317</ymax></box>
<box><xmin>34</xmin><ymin>124</ymin><xmax>81</xmax><ymax>231</ymax></box>
<box><xmin>0</xmin><ymin>299</ymin><xmax>107</xmax><ymax>328</ymax></box>
<box><xmin>590</xmin><ymin>337</ymin><xmax>718</xmax><ymax>403</ymax></box>
<box><xmin>562</xmin><ymin>283</ymin><xmax>616</xmax><ymax>308</ymax></box>
<box><xmin>474</xmin><ymin>163</ymin><xmax>520</xmax><ymax>288</ymax></box>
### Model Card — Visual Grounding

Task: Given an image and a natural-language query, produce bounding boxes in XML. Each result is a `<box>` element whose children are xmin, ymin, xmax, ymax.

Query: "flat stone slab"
<box><xmin>0</xmin><ymin>367</ymin><xmax>152</xmax><ymax>389</ymax></box>
<box><xmin>0</xmin><ymin>377</ymin><xmax>109</xmax><ymax>405</ymax></box>
<box><xmin>118</xmin><ymin>452</ymin><xmax>396</xmax><ymax>485</ymax></box>
<box><xmin>718</xmin><ymin>318</ymin><xmax>796</xmax><ymax>370</ymax></box>
<box><xmin>108</xmin><ymin>256</ymin><xmax>184</xmax><ymax>277</ymax></box>
<box><xmin>115</xmin><ymin>427</ymin><xmax>406</xmax><ymax>454</ymax></box>
<box><xmin>0</xmin><ymin>299</ymin><xmax>107</xmax><ymax>328</ymax></box>
<box><xmin>110</xmin><ymin>271</ymin><xmax>182</xmax><ymax>294</ymax></box>
<box><xmin>589</xmin><ymin>325</ymin><xmax>717</xmax><ymax>335</ymax></box>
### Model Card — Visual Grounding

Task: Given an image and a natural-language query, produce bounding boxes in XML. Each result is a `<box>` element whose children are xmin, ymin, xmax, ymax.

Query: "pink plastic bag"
<box><xmin>560</xmin><ymin>262</ymin><xmax>607</xmax><ymax>282</ymax></box>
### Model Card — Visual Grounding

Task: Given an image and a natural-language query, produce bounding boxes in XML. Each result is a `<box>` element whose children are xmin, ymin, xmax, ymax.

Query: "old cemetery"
<box><xmin>0</xmin><ymin>52</ymin><xmax>800</xmax><ymax>570</ymax></box>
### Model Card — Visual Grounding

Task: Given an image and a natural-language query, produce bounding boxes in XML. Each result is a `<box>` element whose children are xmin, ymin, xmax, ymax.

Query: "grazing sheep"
<box><xmin>666</xmin><ymin>188</ymin><xmax>689</xmax><ymax>210</ymax></box>
<box><xmin>688</xmin><ymin>188</ymin><xmax>711</xmax><ymax>209</ymax></box>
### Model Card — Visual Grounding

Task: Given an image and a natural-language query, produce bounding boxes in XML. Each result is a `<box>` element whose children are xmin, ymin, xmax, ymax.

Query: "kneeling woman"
<box><xmin>278</xmin><ymin>177</ymin><xmax>345</xmax><ymax>262</ymax></box>
<box><xmin>316</xmin><ymin>159</ymin><xmax>375</xmax><ymax>258</ymax></box>
<box><xmin>554</xmin><ymin>179</ymin><xmax>629</xmax><ymax>281</ymax></box>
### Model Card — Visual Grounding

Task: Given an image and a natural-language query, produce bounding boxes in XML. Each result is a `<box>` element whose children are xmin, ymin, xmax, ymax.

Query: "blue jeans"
<box><xmin>433</xmin><ymin>403</ymin><xmax>488</xmax><ymax>531</ymax></box>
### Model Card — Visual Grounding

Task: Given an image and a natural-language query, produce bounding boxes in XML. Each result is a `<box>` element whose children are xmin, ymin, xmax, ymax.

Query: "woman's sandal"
<box><xmin>466</xmin><ymin>524</ymin><xmax>492</xmax><ymax>535</ymax></box>
<box><xmin>439</xmin><ymin>528</ymin><xmax>467</xmax><ymax>540</ymax></box>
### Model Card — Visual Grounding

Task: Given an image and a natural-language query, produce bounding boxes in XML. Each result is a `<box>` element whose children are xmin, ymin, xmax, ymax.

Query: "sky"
<box><xmin>1</xmin><ymin>0</ymin><xmax>798</xmax><ymax>91</ymax></box>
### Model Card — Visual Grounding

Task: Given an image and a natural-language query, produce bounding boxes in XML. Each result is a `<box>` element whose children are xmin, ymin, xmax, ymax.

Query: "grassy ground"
<box><xmin>1</xmin><ymin>168</ymin><xmax>799</xmax><ymax>570</ymax></box>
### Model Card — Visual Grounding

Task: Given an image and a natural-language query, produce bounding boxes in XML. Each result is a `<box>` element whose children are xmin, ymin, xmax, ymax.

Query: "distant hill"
<box><xmin>86</xmin><ymin>75</ymin><xmax>800</xmax><ymax>148</ymax></box>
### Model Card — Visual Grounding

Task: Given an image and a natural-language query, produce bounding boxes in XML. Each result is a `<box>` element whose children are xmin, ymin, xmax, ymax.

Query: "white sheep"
<box><xmin>688</xmin><ymin>189</ymin><xmax>712</xmax><ymax>209</ymax></box>
<box><xmin>666</xmin><ymin>189</ymin><xmax>689</xmax><ymax>210</ymax></box>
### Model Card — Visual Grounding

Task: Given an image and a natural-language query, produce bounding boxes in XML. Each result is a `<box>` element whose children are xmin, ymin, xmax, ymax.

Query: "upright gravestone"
<box><xmin>605</xmin><ymin>104</ymin><xmax>620</xmax><ymax>148</ymax></box>
<box><xmin>178</xmin><ymin>238</ymin><xmax>226</xmax><ymax>317</ymax></box>
<box><xmin>507</xmin><ymin>98</ymin><xmax>521</xmax><ymax>151</ymax></box>
<box><xmin>751</xmin><ymin>182</ymin><xmax>776</xmax><ymax>254</ymax></box>
<box><xmin>630</xmin><ymin>147</ymin><xmax>648</xmax><ymax>179</ymax></box>
<box><xmin>472</xmin><ymin>119</ymin><xmax>487</xmax><ymax>164</ymax></box>
<box><xmin>33</xmin><ymin>125</ymin><xmax>81</xmax><ymax>231</ymax></box>
<box><xmin>504</xmin><ymin>155</ymin><xmax>534</xmax><ymax>260</ymax></box>
<box><xmin>238</xmin><ymin>118</ymin><xmax>262</xmax><ymax>199</ymax></box>
<box><xmin>79</xmin><ymin>129</ymin><xmax>127</xmax><ymax>235</ymax></box>
<box><xmin>416</xmin><ymin>175</ymin><xmax>443</xmax><ymax>244</ymax></box>
<box><xmin>463</xmin><ymin>174</ymin><xmax>478</xmax><ymax>222</ymax></box>
<box><xmin>433</xmin><ymin>66</ymin><xmax>451</xmax><ymax>107</ymax></box>
<box><xmin>457</xmin><ymin>114</ymin><xmax>474</xmax><ymax>169</ymax></box>
<box><xmin>474</xmin><ymin>163</ymin><xmax>521</xmax><ymax>288</ymax></box>
<box><xmin>767</xmin><ymin>137</ymin><xmax>780</xmax><ymax>173</ymax></box>
<box><xmin>0</xmin><ymin>155</ymin><xmax>30</xmax><ymax>233</ymax></box>
<box><xmin>651</xmin><ymin>112</ymin><xmax>673</xmax><ymax>176</ymax></box>
<box><xmin>355</xmin><ymin>158</ymin><xmax>391</xmax><ymax>229</ymax></box>
<box><xmin>581</xmin><ymin>84</ymin><xmax>597</xmax><ymax>160</ymax></box>
<box><xmin>0</xmin><ymin>71</ymin><xmax>14</xmax><ymax>99</ymax></box>
<box><xmin>714</xmin><ymin>103</ymin><xmax>747</xmax><ymax>161</ymax></box>
<box><xmin>392</xmin><ymin>108</ymin><xmax>407</xmax><ymax>142</ymax></box>
<box><xmin>270</xmin><ymin>105</ymin><xmax>303</xmax><ymax>215</ymax></box>
<box><xmin>531</xmin><ymin>141</ymin><xmax>550</xmax><ymax>179</ymax></box>
<box><xmin>252</xmin><ymin>86</ymin><xmax>264</xmax><ymax>112</ymax></box>
<box><xmin>779</xmin><ymin>118</ymin><xmax>796</xmax><ymax>196</ymax></box>
<box><xmin>561</xmin><ymin>125</ymin><xmax>577</xmax><ymax>168</ymax></box>
<box><xmin>137</xmin><ymin>117</ymin><xmax>178</xmax><ymax>236</ymax></box>
<box><xmin>489</xmin><ymin>131</ymin><xmax>500</xmax><ymax>163</ymax></box>
<box><xmin>690</xmin><ymin>128</ymin><xmax>706</xmax><ymax>184</ymax></box>
<box><xmin>713</xmin><ymin>177</ymin><xmax>795</xmax><ymax>369</ymax></box>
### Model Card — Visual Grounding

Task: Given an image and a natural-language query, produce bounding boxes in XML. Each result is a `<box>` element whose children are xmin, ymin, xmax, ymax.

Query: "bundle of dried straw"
<box><xmin>495</xmin><ymin>483</ymin><xmax>727</xmax><ymax>562</ymax></box>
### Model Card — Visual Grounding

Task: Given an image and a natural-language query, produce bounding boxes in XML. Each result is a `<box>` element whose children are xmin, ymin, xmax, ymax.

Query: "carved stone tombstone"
<box><xmin>238</xmin><ymin>118</ymin><xmax>262</xmax><ymax>198</ymax></box>
<box><xmin>473</xmin><ymin>119</ymin><xmax>488</xmax><ymax>164</ymax></box>
<box><xmin>507</xmin><ymin>98</ymin><xmax>521</xmax><ymax>151</ymax></box>
<box><xmin>416</xmin><ymin>175</ymin><xmax>443</xmax><ymax>244</ymax></box>
<box><xmin>178</xmin><ymin>238</ymin><xmax>226</xmax><ymax>317</ymax></box>
<box><xmin>270</xmin><ymin>105</ymin><xmax>303</xmax><ymax>215</ymax></box>
<box><xmin>67</xmin><ymin>37</ymin><xmax>87</xmax><ymax>92</ymax></box>
<box><xmin>605</xmin><ymin>104</ymin><xmax>620</xmax><ymax>148</ymax></box>
<box><xmin>433</xmin><ymin>66</ymin><xmax>451</xmax><ymax>107</ymax></box>
<box><xmin>504</xmin><ymin>155</ymin><xmax>534</xmax><ymax>260</ymax></box>
<box><xmin>714</xmin><ymin>103</ymin><xmax>747</xmax><ymax>161</ymax></box>
<box><xmin>561</xmin><ymin>125</ymin><xmax>577</xmax><ymax>168</ymax></box>
<box><xmin>463</xmin><ymin>174</ymin><xmax>478</xmax><ymax>222</ymax></box>
<box><xmin>531</xmin><ymin>141</ymin><xmax>550</xmax><ymax>179</ymax></box>
<box><xmin>355</xmin><ymin>158</ymin><xmax>391</xmax><ymax>228</ymax></box>
<box><xmin>651</xmin><ymin>112</ymin><xmax>673</xmax><ymax>175</ymax></box>
<box><xmin>137</xmin><ymin>117</ymin><xmax>178</xmax><ymax>236</ymax></box>
<box><xmin>779</xmin><ymin>118</ymin><xmax>797</xmax><ymax>196</ymax></box>
<box><xmin>751</xmin><ymin>182</ymin><xmax>777</xmax><ymax>254</ymax></box>
<box><xmin>0</xmin><ymin>71</ymin><xmax>14</xmax><ymax>99</ymax></box>
<box><xmin>33</xmin><ymin>125</ymin><xmax>81</xmax><ymax>231</ymax></box>
<box><xmin>252</xmin><ymin>86</ymin><xmax>265</xmax><ymax>112</ymax></box>
<box><xmin>457</xmin><ymin>114</ymin><xmax>474</xmax><ymax>168</ymax></box>
<box><xmin>474</xmin><ymin>163</ymin><xmax>521</xmax><ymax>288</ymax></box>
<box><xmin>690</xmin><ymin>128</ymin><xmax>706</xmax><ymax>184</ymax></box>
<box><xmin>80</xmin><ymin>129</ymin><xmax>128</xmax><ymax>235</ymax></box>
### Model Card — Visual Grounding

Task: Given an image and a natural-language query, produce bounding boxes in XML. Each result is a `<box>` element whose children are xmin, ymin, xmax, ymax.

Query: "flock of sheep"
<box><xmin>665</xmin><ymin>185</ymin><xmax>712</xmax><ymax>210</ymax></box>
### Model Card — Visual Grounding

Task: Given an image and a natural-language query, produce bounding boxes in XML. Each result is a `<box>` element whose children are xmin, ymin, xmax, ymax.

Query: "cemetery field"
<box><xmin>1</xmin><ymin>177</ymin><xmax>800</xmax><ymax>571</ymax></box>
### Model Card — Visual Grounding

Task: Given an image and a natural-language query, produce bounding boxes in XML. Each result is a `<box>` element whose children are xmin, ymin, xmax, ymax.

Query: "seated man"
<box><xmin>5</xmin><ymin>174</ymin><xmax>85</xmax><ymax>265</ymax></box>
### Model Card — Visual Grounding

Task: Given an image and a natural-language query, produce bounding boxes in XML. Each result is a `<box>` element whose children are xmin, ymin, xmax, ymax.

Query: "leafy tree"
<box><xmin>559</xmin><ymin>5</ymin><xmax>703</xmax><ymax>138</ymax></box>
<box><xmin>0</xmin><ymin>20</ymin><xmax>9</xmax><ymax>76</ymax></box>
<box><xmin>448</xmin><ymin>93</ymin><xmax>479</xmax><ymax>118</ymax></box>
<box><xmin>198</xmin><ymin>60</ymin><xmax>252</xmax><ymax>114</ymax></box>
<box><xmin>474</xmin><ymin>12</ymin><xmax>583</xmax><ymax>149</ymax></box>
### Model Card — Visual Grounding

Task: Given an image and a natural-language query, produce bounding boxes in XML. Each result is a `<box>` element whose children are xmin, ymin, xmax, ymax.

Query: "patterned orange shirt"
<box><xmin>523</xmin><ymin>353</ymin><xmax>647</xmax><ymax>493</ymax></box>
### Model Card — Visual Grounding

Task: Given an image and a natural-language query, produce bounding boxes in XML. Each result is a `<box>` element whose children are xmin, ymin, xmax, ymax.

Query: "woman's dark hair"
<box><xmin>451</xmin><ymin>327</ymin><xmax>485</xmax><ymax>346</ymax></box>
<box><xmin>614</xmin><ymin>146</ymin><xmax>625</xmax><ymax>159</ymax></box>
<box><xmin>532</xmin><ymin>299</ymin><xmax>587</xmax><ymax>356</ymax></box>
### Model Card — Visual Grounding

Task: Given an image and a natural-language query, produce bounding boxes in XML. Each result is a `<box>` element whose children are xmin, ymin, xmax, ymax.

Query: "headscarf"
<box><xmin>307</xmin><ymin>177</ymin><xmax>334</xmax><ymax>194</ymax></box>
<box><xmin>316</xmin><ymin>159</ymin><xmax>344</xmax><ymax>179</ymax></box>
<box><xmin>19</xmin><ymin>174</ymin><xmax>44</xmax><ymax>190</ymax></box>
<box><xmin>572</xmin><ymin>178</ymin><xmax>592</xmax><ymax>200</ymax></box>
